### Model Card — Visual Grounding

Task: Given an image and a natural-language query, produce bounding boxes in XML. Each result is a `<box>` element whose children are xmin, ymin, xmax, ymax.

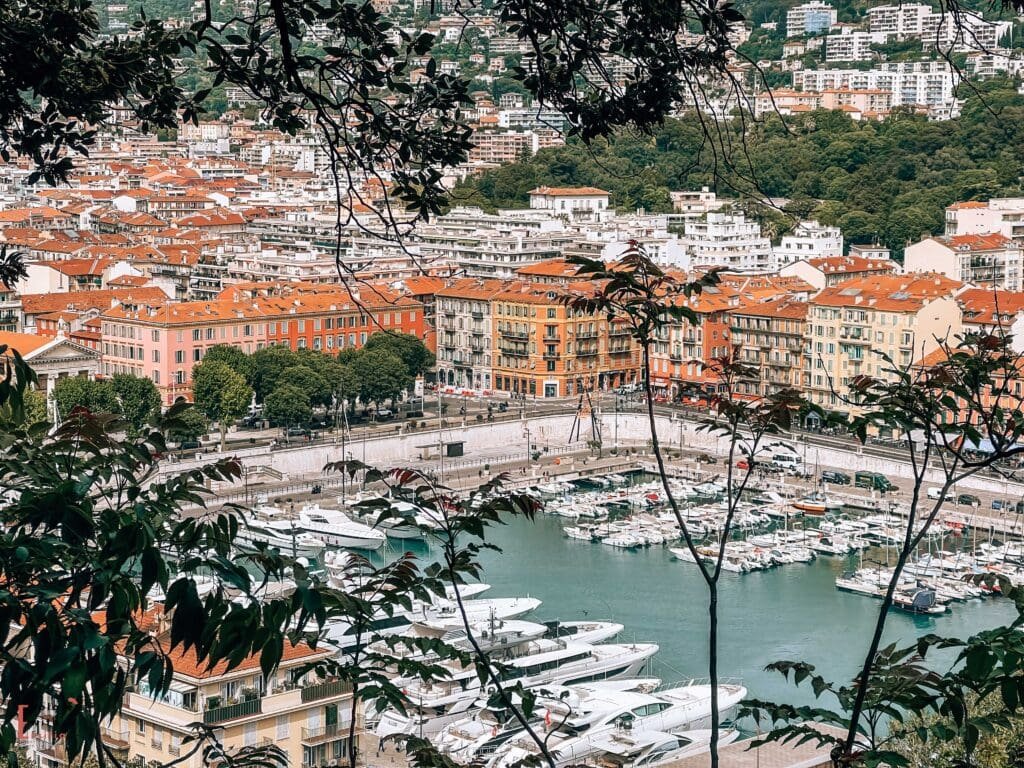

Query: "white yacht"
<box><xmin>487</xmin><ymin>681</ymin><xmax>747</xmax><ymax>768</ymax></box>
<box><xmin>298</xmin><ymin>504</ymin><xmax>386</xmax><ymax>550</ymax></box>
<box><xmin>369</xmin><ymin>499</ymin><xmax>443</xmax><ymax>540</ymax></box>
<box><xmin>571</xmin><ymin>728</ymin><xmax>740</xmax><ymax>768</ymax></box>
<box><xmin>237</xmin><ymin>505</ymin><xmax>327</xmax><ymax>558</ymax></box>
<box><xmin>436</xmin><ymin>679</ymin><xmax>663</xmax><ymax>762</ymax></box>
<box><xmin>375</xmin><ymin>640</ymin><xmax>659</xmax><ymax>737</ymax></box>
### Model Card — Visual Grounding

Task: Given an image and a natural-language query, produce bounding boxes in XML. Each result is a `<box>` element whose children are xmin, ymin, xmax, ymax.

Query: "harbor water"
<box><xmin>384</xmin><ymin>512</ymin><xmax>1018</xmax><ymax>709</ymax></box>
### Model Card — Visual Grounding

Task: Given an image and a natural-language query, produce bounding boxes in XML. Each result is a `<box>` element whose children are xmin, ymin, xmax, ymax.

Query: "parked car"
<box><xmin>992</xmin><ymin>499</ymin><xmax>1005</xmax><ymax>511</ymax></box>
<box><xmin>178</xmin><ymin>440</ymin><xmax>201</xmax><ymax>451</ymax></box>
<box><xmin>957</xmin><ymin>493</ymin><xmax>980</xmax><ymax>507</ymax></box>
<box><xmin>285</xmin><ymin>426</ymin><xmax>310</xmax><ymax>437</ymax></box>
<box><xmin>821</xmin><ymin>470</ymin><xmax>851</xmax><ymax>485</ymax></box>
<box><xmin>374</xmin><ymin>408</ymin><xmax>394</xmax><ymax>420</ymax></box>
<box><xmin>497</xmin><ymin>402</ymin><xmax>508</xmax><ymax>412</ymax></box>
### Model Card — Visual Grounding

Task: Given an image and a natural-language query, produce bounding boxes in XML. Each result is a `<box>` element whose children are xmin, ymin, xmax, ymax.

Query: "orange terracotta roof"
<box><xmin>940</xmin><ymin>233</ymin><xmax>1014</xmax><ymax>251</ymax></box>
<box><xmin>528</xmin><ymin>186</ymin><xmax>609</xmax><ymax>197</ymax></box>
<box><xmin>813</xmin><ymin>273</ymin><xmax>961</xmax><ymax>311</ymax></box>
<box><xmin>0</xmin><ymin>331</ymin><xmax>52</xmax><ymax>356</ymax></box>
<box><xmin>515</xmin><ymin>258</ymin><xmax>583</xmax><ymax>278</ymax></box>
<box><xmin>20</xmin><ymin>287</ymin><xmax>170</xmax><ymax>316</ymax></box>
<box><xmin>959</xmin><ymin>288</ymin><xmax>1024</xmax><ymax>325</ymax></box>
<box><xmin>807</xmin><ymin>256</ymin><xmax>898</xmax><ymax>274</ymax></box>
<box><xmin>47</xmin><ymin>258</ymin><xmax>113</xmax><ymax>276</ymax></box>
<box><xmin>434</xmin><ymin>277</ymin><xmax>509</xmax><ymax>300</ymax></box>
<box><xmin>102</xmin><ymin>286</ymin><xmax>421</xmax><ymax>325</ymax></box>
<box><xmin>733</xmin><ymin>296</ymin><xmax>809</xmax><ymax>320</ymax></box>
<box><xmin>948</xmin><ymin>201</ymin><xmax>989</xmax><ymax>210</ymax></box>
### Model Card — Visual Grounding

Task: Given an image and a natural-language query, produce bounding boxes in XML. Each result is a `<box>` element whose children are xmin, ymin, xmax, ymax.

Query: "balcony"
<box><xmin>204</xmin><ymin>697</ymin><xmax>262</xmax><ymax>725</ymax></box>
<box><xmin>609</xmin><ymin>326</ymin><xmax>631</xmax><ymax>337</ymax></box>
<box><xmin>542</xmin><ymin>334</ymin><xmax>560</xmax><ymax>342</ymax></box>
<box><xmin>500</xmin><ymin>329</ymin><xmax>529</xmax><ymax>340</ymax></box>
<box><xmin>576</xmin><ymin>345</ymin><xmax>600</xmax><ymax>357</ymax></box>
<box><xmin>543</xmin><ymin>351</ymin><xmax>559</xmax><ymax>360</ymax></box>
<box><xmin>609</xmin><ymin>343</ymin><xmax>631</xmax><ymax>354</ymax></box>
<box><xmin>301</xmin><ymin>722</ymin><xmax>349</xmax><ymax>744</ymax></box>
<box><xmin>302</xmin><ymin>679</ymin><xmax>353</xmax><ymax>703</ymax></box>
<box><xmin>101</xmin><ymin>727</ymin><xmax>130</xmax><ymax>751</ymax></box>
<box><xmin>471</xmin><ymin>311</ymin><xmax>485</xmax><ymax>320</ymax></box>
<box><xmin>576</xmin><ymin>329</ymin><xmax>599</xmax><ymax>339</ymax></box>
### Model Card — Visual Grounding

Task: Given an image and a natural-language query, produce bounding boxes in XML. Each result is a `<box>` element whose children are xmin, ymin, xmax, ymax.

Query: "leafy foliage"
<box><xmin>191</xmin><ymin>360</ymin><xmax>252</xmax><ymax>449</ymax></box>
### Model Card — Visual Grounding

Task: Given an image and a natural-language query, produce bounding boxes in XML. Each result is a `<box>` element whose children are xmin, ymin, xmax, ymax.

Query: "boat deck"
<box><xmin>662</xmin><ymin>725</ymin><xmax>844</xmax><ymax>768</ymax></box>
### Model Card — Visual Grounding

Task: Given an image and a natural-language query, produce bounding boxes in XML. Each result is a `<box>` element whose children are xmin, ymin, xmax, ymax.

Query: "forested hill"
<box><xmin>451</xmin><ymin>79</ymin><xmax>1024</xmax><ymax>257</ymax></box>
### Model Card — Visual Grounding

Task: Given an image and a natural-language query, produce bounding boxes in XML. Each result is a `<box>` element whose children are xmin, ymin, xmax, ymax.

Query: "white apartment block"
<box><xmin>868</xmin><ymin>3</ymin><xmax>1010</xmax><ymax>51</ymax></box>
<box><xmin>905</xmin><ymin>234</ymin><xmax>1024</xmax><ymax>291</ymax></box>
<box><xmin>772</xmin><ymin>220</ymin><xmax>844</xmax><ymax>270</ymax></box>
<box><xmin>787</xmin><ymin>1</ymin><xmax>838</xmax><ymax>37</ymax></box>
<box><xmin>945</xmin><ymin>199</ymin><xmax>1024</xmax><ymax>242</ymax></box>
<box><xmin>413</xmin><ymin>207</ymin><xmax>579</xmax><ymax>277</ymax></box>
<box><xmin>669</xmin><ymin>187</ymin><xmax>728</xmax><ymax>220</ymax></box>
<box><xmin>682</xmin><ymin>212</ymin><xmax>773</xmax><ymax>272</ymax></box>
<box><xmin>826</xmin><ymin>30</ymin><xmax>890</xmax><ymax>62</ymax></box>
<box><xmin>793</xmin><ymin>61</ymin><xmax>959</xmax><ymax>106</ymax></box>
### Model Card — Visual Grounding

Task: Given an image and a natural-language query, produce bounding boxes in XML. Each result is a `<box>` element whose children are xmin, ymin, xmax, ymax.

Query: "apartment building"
<box><xmin>868</xmin><ymin>3</ymin><xmax>1009</xmax><ymax>50</ymax></box>
<box><xmin>780</xmin><ymin>255</ymin><xmax>898</xmax><ymax>290</ymax></box>
<box><xmin>904</xmin><ymin>233</ymin><xmax>1023</xmax><ymax>291</ymax></box>
<box><xmin>96</xmin><ymin>625</ymin><xmax>354</xmax><ymax>768</ymax></box>
<box><xmin>945</xmin><ymin>198</ymin><xmax>1024</xmax><ymax>242</ymax></box>
<box><xmin>772</xmin><ymin>220</ymin><xmax>844</xmax><ymax>269</ymax></box>
<box><xmin>867</xmin><ymin>4</ymin><xmax>935</xmax><ymax>38</ymax></box>
<box><xmin>682</xmin><ymin>212</ymin><xmax>773</xmax><ymax>272</ymax></box>
<box><xmin>490</xmin><ymin>284</ymin><xmax>639</xmax><ymax>398</ymax></box>
<box><xmin>413</xmin><ymin>207</ymin><xmax>578</xmax><ymax>277</ymax></box>
<box><xmin>434</xmin><ymin>279</ymin><xmax>505</xmax><ymax>390</ymax></box>
<box><xmin>958</xmin><ymin>287</ymin><xmax>1024</xmax><ymax>352</ymax></box>
<box><xmin>818</xmin><ymin>88</ymin><xmax>892</xmax><ymax>116</ymax></box>
<box><xmin>805</xmin><ymin>274</ymin><xmax>963</xmax><ymax>410</ymax></box>
<box><xmin>786</xmin><ymin>1</ymin><xmax>837</xmax><ymax>37</ymax></box>
<box><xmin>649</xmin><ymin>285</ymin><xmax>738</xmax><ymax>398</ymax></box>
<box><xmin>669</xmin><ymin>188</ymin><xmax>728</xmax><ymax>219</ymax></box>
<box><xmin>528</xmin><ymin>186</ymin><xmax>611</xmax><ymax>217</ymax></box>
<box><xmin>792</xmin><ymin>62</ymin><xmax>959</xmax><ymax>106</ymax></box>
<box><xmin>729</xmin><ymin>297</ymin><xmax>810</xmax><ymax>398</ymax></box>
<box><xmin>825</xmin><ymin>30</ymin><xmax>888</xmax><ymax>63</ymax></box>
<box><xmin>752</xmin><ymin>88</ymin><xmax>822</xmax><ymax>117</ymax></box>
<box><xmin>99</xmin><ymin>284</ymin><xmax>425</xmax><ymax>403</ymax></box>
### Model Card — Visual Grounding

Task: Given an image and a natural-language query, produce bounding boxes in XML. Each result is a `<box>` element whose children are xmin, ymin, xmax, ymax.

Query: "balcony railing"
<box><xmin>301</xmin><ymin>679</ymin><xmax>353</xmax><ymax>703</ymax></box>
<box><xmin>301</xmin><ymin>722</ymin><xmax>348</xmax><ymax>744</ymax></box>
<box><xmin>101</xmin><ymin>727</ymin><xmax>131</xmax><ymax>750</ymax></box>
<box><xmin>500</xmin><ymin>329</ymin><xmax>529</xmax><ymax>340</ymax></box>
<box><xmin>203</xmin><ymin>697</ymin><xmax>262</xmax><ymax>724</ymax></box>
<box><xmin>576</xmin><ymin>329</ymin><xmax>599</xmax><ymax>339</ymax></box>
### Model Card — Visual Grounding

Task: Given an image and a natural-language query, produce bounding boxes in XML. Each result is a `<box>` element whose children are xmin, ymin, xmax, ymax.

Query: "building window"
<box><xmin>244</xmin><ymin>325</ymin><xmax>253</xmax><ymax>337</ymax></box>
<box><xmin>205</xmin><ymin>328</ymin><xmax>215</xmax><ymax>340</ymax></box>
<box><xmin>175</xmin><ymin>350</ymin><xmax>184</xmax><ymax>364</ymax></box>
<box><xmin>152</xmin><ymin>371</ymin><xmax>160</xmax><ymax>385</ymax></box>
<box><xmin>136</xmin><ymin>719</ymin><xmax>146</xmax><ymax>735</ymax></box>
<box><xmin>151</xmin><ymin>330</ymin><xmax>160</xmax><ymax>342</ymax></box>
<box><xmin>192</xmin><ymin>329</ymin><xmax>201</xmax><ymax>341</ymax></box>
<box><xmin>314</xmin><ymin>319</ymin><xmax>321</xmax><ymax>331</ymax></box>
<box><xmin>276</xmin><ymin>715</ymin><xmax>290</xmax><ymax>740</ymax></box>
<box><xmin>193</xmin><ymin>349</ymin><xmax>202</xmax><ymax>362</ymax></box>
<box><xmin>152</xmin><ymin>350</ymin><xmax>160</xmax><ymax>363</ymax></box>
<box><xmin>243</xmin><ymin>723</ymin><xmax>257</xmax><ymax>747</ymax></box>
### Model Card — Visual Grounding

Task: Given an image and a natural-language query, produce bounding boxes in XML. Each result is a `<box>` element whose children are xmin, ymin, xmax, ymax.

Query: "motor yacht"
<box><xmin>297</xmin><ymin>503</ymin><xmax>386</xmax><ymax>550</ymax></box>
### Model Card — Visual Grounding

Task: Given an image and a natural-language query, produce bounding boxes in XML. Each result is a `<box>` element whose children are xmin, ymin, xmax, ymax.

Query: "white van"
<box><xmin>771</xmin><ymin>453</ymin><xmax>802</xmax><ymax>472</ymax></box>
<box><xmin>926</xmin><ymin>486</ymin><xmax>944</xmax><ymax>500</ymax></box>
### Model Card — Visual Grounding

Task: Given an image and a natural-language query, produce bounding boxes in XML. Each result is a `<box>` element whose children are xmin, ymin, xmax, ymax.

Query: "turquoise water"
<box><xmin>379</xmin><ymin>513</ymin><xmax>1018</xmax><ymax>709</ymax></box>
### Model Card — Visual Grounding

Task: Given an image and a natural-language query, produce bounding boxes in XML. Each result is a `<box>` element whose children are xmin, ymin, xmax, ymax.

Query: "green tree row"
<box><xmin>192</xmin><ymin>334</ymin><xmax>434</xmax><ymax>440</ymax></box>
